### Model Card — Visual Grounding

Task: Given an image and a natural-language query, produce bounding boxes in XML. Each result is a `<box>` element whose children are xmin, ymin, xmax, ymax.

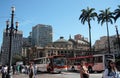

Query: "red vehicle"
<box><xmin>67</xmin><ymin>54</ymin><xmax>115</xmax><ymax>73</ymax></box>
<box><xmin>34</xmin><ymin>55</ymin><xmax>68</xmax><ymax>73</ymax></box>
<box><xmin>67</xmin><ymin>55</ymin><xmax>93</xmax><ymax>72</ymax></box>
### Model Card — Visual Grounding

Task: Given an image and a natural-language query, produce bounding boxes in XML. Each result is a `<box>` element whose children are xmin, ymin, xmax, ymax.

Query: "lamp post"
<box><xmin>6</xmin><ymin>6</ymin><xmax>19</xmax><ymax>78</ymax></box>
<box><xmin>115</xmin><ymin>25</ymin><xmax>120</xmax><ymax>53</ymax></box>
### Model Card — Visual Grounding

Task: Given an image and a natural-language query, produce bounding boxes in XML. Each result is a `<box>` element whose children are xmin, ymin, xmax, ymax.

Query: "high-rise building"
<box><xmin>1</xmin><ymin>30</ymin><xmax>23</xmax><ymax>65</ymax></box>
<box><xmin>32</xmin><ymin>24</ymin><xmax>53</xmax><ymax>47</ymax></box>
<box><xmin>94</xmin><ymin>35</ymin><xmax>120</xmax><ymax>54</ymax></box>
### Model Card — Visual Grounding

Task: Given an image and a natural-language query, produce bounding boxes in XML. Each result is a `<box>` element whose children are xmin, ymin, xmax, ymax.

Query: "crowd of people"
<box><xmin>0</xmin><ymin>63</ymin><xmax>37</xmax><ymax>78</ymax></box>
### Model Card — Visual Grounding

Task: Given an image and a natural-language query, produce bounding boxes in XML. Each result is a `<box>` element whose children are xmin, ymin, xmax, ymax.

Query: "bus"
<box><xmin>67</xmin><ymin>54</ymin><xmax>115</xmax><ymax>73</ymax></box>
<box><xmin>33</xmin><ymin>55</ymin><xmax>68</xmax><ymax>73</ymax></box>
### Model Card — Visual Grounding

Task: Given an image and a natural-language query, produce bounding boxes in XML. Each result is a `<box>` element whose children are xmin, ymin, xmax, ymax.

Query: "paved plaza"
<box><xmin>0</xmin><ymin>73</ymin><xmax>58</xmax><ymax>78</ymax></box>
<box><xmin>0</xmin><ymin>74</ymin><xmax>28</xmax><ymax>78</ymax></box>
<box><xmin>0</xmin><ymin>72</ymin><xmax>102</xmax><ymax>78</ymax></box>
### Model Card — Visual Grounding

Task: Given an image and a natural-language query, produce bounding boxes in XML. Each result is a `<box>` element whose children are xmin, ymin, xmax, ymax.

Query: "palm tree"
<box><xmin>79</xmin><ymin>7</ymin><xmax>97</xmax><ymax>53</ymax></box>
<box><xmin>114</xmin><ymin>5</ymin><xmax>120</xmax><ymax>55</ymax></box>
<box><xmin>98</xmin><ymin>8</ymin><xmax>114</xmax><ymax>54</ymax></box>
<box><xmin>114</xmin><ymin>5</ymin><xmax>120</xmax><ymax>21</ymax></box>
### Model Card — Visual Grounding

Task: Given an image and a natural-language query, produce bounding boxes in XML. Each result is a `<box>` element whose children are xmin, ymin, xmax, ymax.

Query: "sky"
<box><xmin>0</xmin><ymin>0</ymin><xmax>120</xmax><ymax>47</ymax></box>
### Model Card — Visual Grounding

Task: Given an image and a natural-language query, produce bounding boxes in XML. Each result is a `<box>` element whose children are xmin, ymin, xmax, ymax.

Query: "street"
<box><xmin>0</xmin><ymin>72</ymin><xmax>102</xmax><ymax>78</ymax></box>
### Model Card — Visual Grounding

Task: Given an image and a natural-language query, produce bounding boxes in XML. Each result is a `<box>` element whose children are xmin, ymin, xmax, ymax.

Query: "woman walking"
<box><xmin>80</xmin><ymin>61</ymin><xmax>89</xmax><ymax>78</ymax></box>
<box><xmin>103</xmin><ymin>59</ymin><xmax>118</xmax><ymax>78</ymax></box>
<box><xmin>28</xmin><ymin>63</ymin><xmax>35</xmax><ymax>78</ymax></box>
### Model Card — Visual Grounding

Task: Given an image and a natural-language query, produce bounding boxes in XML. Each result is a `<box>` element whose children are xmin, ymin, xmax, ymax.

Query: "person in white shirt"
<box><xmin>1</xmin><ymin>65</ymin><xmax>7</xmax><ymax>78</ymax></box>
<box><xmin>115</xmin><ymin>61</ymin><xmax>120</xmax><ymax>78</ymax></box>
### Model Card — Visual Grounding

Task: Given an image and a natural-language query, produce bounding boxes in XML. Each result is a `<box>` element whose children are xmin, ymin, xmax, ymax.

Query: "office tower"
<box><xmin>32</xmin><ymin>24</ymin><xmax>53</xmax><ymax>47</ymax></box>
<box><xmin>1</xmin><ymin>30</ymin><xmax>23</xmax><ymax>64</ymax></box>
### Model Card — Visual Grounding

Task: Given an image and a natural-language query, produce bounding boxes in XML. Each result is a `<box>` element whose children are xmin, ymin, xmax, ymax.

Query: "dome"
<box><xmin>54</xmin><ymin>36</ymin><xmax>68</xmax><ymax>43</ymax></box>
<box><xmin>68</xmin><ymin>41</ymin><xmax>73</xmax><ymax>44</ymax></box>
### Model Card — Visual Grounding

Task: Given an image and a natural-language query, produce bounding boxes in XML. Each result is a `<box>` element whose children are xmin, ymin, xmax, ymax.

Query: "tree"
<box><xmin>79</xmin><ymin>7</ymin><xmax>97</xmax><ymax>53</ymax></box>
<box><xmin>12</xmin><ymin>55</ymin><xmax>23</xmax><ymax>65</ymax></box>
<box><xmin>98</xmin><ymin>8</ymin><xmax>115</xmax><ymax>53</ymax></box>
<box><xmin>114</xmin><ymin>5</ymin><xmax>120</xmax><ymax>21</ymax></box>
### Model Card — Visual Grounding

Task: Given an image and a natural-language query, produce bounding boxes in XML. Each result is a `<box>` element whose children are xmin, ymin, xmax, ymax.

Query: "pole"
<box><xmin>7</xmin><ymin>7</ymin><xmax>14</xmax><ymax>78</ymax></box>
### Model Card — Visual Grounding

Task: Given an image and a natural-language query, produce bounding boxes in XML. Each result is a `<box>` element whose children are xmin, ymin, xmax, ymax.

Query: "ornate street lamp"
<box><xmin>6</xmin><ymin>6</ymin><xmax>19</xmax><ymax>78</ymax></box>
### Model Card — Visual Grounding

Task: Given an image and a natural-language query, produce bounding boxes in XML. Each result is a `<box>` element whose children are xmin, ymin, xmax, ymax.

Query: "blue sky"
<box><xmin>0</xmin><ymin>0</ymin><xmax>120</xmax><ymax>47</ymax></box>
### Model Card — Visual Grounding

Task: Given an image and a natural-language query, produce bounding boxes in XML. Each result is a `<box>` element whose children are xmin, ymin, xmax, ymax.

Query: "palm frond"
<box><xmin>114</xmin><ymin>5</ymin><xmax>120</xmax><ymax>21</ymax></box>
<box><xmin>79</xmin><ymin>7</ymin><xmax>97</xmax><ymax>26</ymax></box>
<box><xmin>98</xmin><ymin>8</ymin><xmax>114</xmax><ymax>25</ymax></box>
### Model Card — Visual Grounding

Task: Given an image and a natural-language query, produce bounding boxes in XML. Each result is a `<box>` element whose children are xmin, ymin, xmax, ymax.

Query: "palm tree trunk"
<box><xmin>106</xmin><ymin>22</ymin><xmax>111</xmax><ymax>54</ymax></box>
<box><xmin>115</xmin><ymin>26</ymin><xmax>120</xmax><ymax>53</ymax></box>
<box><xmin>88</xmin><ymin>21</ymin><xmax>92</xmax><ymax>54</ymax></box>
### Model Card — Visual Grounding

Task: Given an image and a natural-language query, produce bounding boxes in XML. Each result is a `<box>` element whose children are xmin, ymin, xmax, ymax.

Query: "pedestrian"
<box><xmin>13</xmin><ymin>65</ymin><xmax>16</xmax><ymax>74</ymax></box>
<box><xmin>47</xmin><ymin>63</ymin><xmax>53</xmax><ymax>73</ymax></box>
<box><xmin>1</xmin><ymin>65</ymin><xmax>7</xmax><ymax>78</ymax></box>
<box><xmin>33</xmin><ymin>64</ymin><xmax>37</xmax><ymax>78</ymax></box>
<box><xmin>17</xmin><ymin>65</ymin><xmax>20</xmax><ymax>74</ymax></box>
<box><xmin>115</xmin><ymin>61</ymin><xmax>120</xmax><ymax>78</ymax></box>
<box><xmin>25</xmin><ymin>65</ymin><xmax>29</xmax><ymax>74</ymax></box>
<box><xmin>28</xmin><ymin>63</ymin><xmax>35</xmax><ymax>78</ymax></box>
<box><xmin>103</xmin><ymin>59</ymin><xmax>118</xmax><ymax>78</ymax></box>
<box><xmin>80</xmin><ymin>61</ymin><xmax>89</xmax><ymax>78</ymax></box>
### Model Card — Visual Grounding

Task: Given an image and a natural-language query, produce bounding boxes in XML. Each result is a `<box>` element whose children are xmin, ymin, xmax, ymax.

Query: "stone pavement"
<box><xmin>0</xmin><ymin>73</ymin><xmax>66</xmax><ymax>78</ymax></box>
<box><xmin>13</xmin><ymin>74</ymin><xmax>28</xmax><ymax>78</ymax></box>
<box><xmin>0</xmin><ymin>73</ymin><xmax>28</xmax><ymax>78</ymax></box>
<box><xmin>0</xmin><ymin>72</ymin><xmax>102</xmax><ymax>78</ymax></box>
<box><xmin>0</xmin><ymin>73</ymin><xmax>59</xmax><ymax>78</ymax></box>
<box><xmin>0</xmin><ymin>73</ymin><xmax>103</xmax><ymax>78</ymax></box>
